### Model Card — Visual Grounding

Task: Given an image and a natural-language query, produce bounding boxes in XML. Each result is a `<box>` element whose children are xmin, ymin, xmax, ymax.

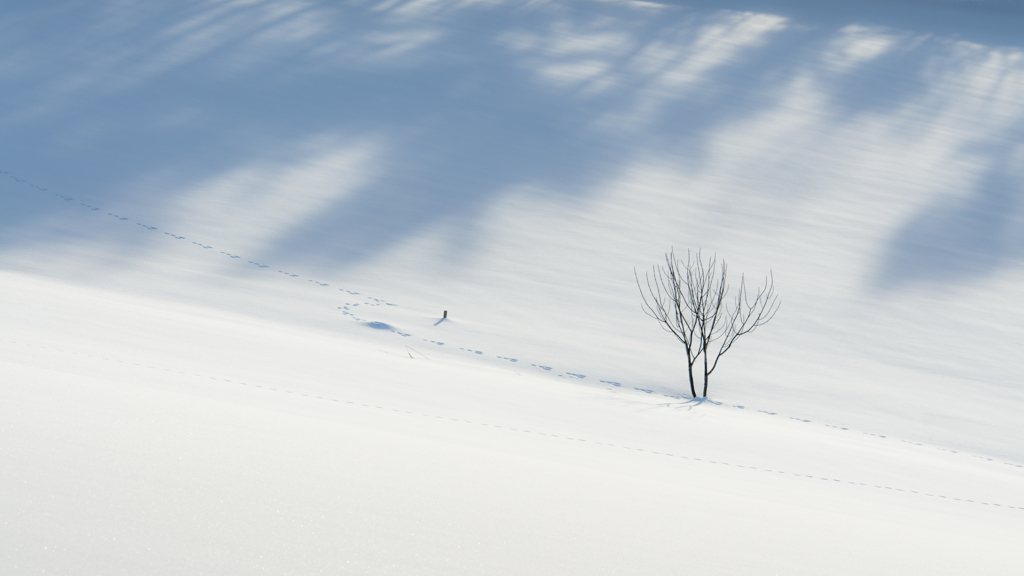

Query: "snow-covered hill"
<box><xmin>2</xmin><ymin>0</ymin><xmax>1023</xmax><ymax>573</ymax></box>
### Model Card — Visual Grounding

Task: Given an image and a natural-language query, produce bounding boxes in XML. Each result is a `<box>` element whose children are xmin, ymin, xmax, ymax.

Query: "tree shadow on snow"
<box><xmin>0</xmin><ymin>0</ymin><xmax>1023</xmax><ymax>284</ymax></box>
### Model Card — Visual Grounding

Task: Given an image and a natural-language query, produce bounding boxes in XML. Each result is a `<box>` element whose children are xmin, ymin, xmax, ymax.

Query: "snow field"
<box><xmin>3</xmin><ymin>0</ymin><xmax>1024</xmax><ymax>573</ymax></box>
<box><xmin>2</xmin><ymin>268</ymin><xmax>1023</xmax><ymax>574</ymax></box>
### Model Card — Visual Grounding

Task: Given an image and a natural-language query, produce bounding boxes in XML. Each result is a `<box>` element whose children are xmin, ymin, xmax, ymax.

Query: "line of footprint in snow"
<box><xmin>3</xmin><ymin>170</ymin><xmax>611</xmax><ymax>382</ymax></box>
<box><xmin>3</xmin><ymin>167</ymin><xmax>1023</xmax><ymax>473</ymax></box>
<box><xmin>2</xmin><ymin>338</ymin><xmax>1021</xmax><ymax>512</ymax></box>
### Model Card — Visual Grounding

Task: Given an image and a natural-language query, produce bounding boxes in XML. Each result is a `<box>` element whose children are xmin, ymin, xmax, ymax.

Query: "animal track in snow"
<box><xmin>8</xmin><ymin>337</ymin><xmax>1019</xmax><ymax>513</ymax></box>
<box><xmin>4</xmin><ymin>166</ymin><xmax>1020</xmax><ymax>471</ymax></box>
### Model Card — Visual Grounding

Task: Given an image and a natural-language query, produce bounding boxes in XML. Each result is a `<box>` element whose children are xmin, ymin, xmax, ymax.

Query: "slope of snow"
<box><xmin>3</xmin><ymin>270</ymin><xmax>1022</xmax><ymax>574</ymax></box>
<box><xmin>2</xmin><ymin>0</ymin><xmax>1023</xmax><ymax>573</ymax></box>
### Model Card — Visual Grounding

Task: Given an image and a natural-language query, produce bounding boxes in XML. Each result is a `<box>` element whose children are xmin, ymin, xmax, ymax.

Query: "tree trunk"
<box><xmin>687</xmin><ymin>360</ymin><xmax>697</xmax><ymax>398</ymax></box>
<box><xmin>702</xmin><ymin>352</ymin><xmax>709</xmax><ymax>397</ymax></box>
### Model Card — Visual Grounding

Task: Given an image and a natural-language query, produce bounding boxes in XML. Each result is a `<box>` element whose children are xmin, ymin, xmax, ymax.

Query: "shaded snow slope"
<box><xmin>2</xmin><ymin>0</ymin><xmax>1024</xmax><ymax>573</ymax></box>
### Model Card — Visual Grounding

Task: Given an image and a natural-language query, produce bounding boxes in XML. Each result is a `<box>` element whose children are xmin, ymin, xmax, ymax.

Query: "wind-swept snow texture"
<box><xmin>2</xmin><ymin>0</ymin><xmax>1023</xmax><ymax>574</ymax></box>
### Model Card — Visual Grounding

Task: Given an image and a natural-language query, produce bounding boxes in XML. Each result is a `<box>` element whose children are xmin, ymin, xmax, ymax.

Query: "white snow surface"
<box><xmin>2</xmin><ymin>0</ymin><xmax>1023</xmax><ymax>574</ymax></box>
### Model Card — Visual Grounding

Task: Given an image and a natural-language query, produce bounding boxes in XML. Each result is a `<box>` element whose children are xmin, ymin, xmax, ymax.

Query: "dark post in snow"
<box><xmin>443</xmin><ymin>310</ymin><xmax>447</xmax><ymax>319</ymax></box>
<box><xmin>636</xmin><ymin>249</ymin><xmax>779</xmax><ymax>398</ymax></box>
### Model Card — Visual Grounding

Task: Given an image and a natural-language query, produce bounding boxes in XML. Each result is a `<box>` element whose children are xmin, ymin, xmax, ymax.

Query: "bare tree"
<box><xmin>636</xmin><ymin>249</ymin><xmax>779</xmax><ymax>398</ymax></box>
<box><xmin>635</xmin><ymin>249</ymin><xmax>702</xmax><ymax>397</ymax></box>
